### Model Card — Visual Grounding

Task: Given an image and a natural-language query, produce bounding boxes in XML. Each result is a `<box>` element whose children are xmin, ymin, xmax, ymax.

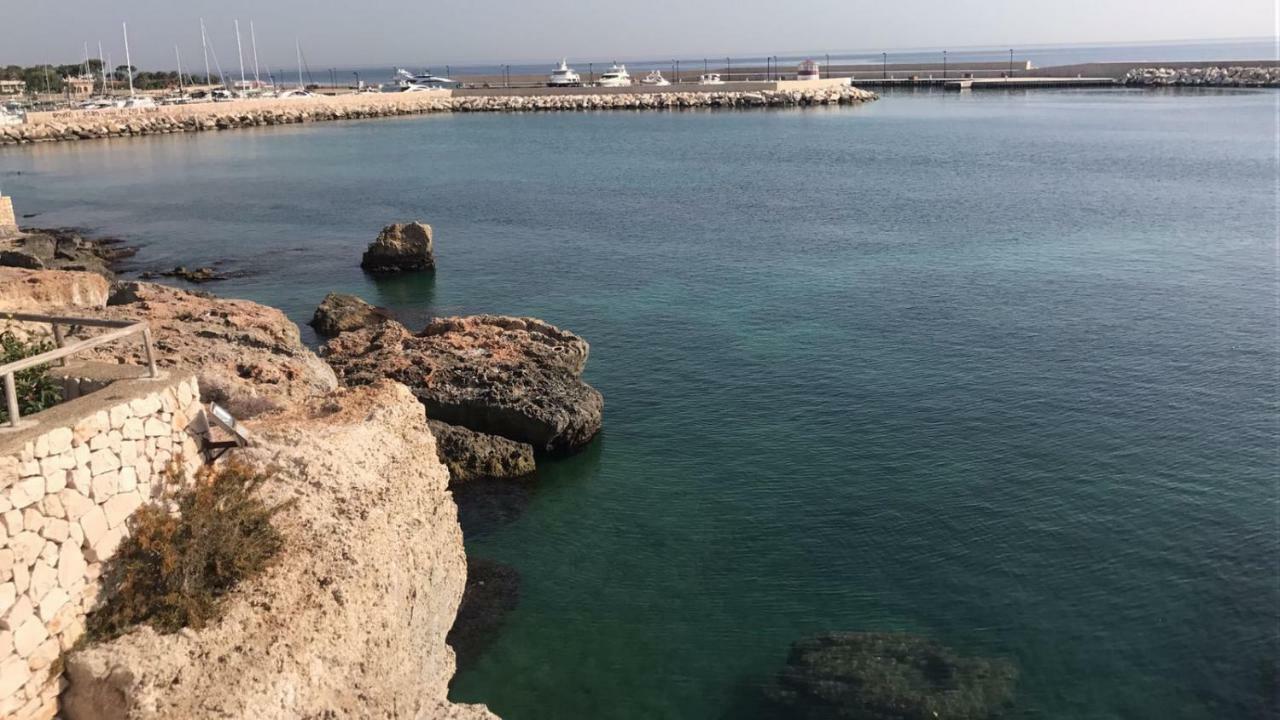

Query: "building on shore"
<box><xmin>63</xmin><ymin>75</ymin><xmax>95</xmax><ymax>99</ymax></box>
<box><xmin>0</xmin><ymin>79</ymin><xmax>26</xmax><ymax>95</ymax></box>
<box><xmin>798</xmin><ymin>60</ymin><xmax>821</xmax><ymax>81</ymax></box>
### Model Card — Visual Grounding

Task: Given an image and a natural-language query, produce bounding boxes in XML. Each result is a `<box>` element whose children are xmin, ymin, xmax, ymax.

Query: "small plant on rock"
<box><xmin>0</xmin><ymin>330</ymin><xmax>61</xmax><ymax>423</ymax></box>
<box><xmin>87</xmin><ymin>461</ymin><xmax>291</xmax><ymax>641</ymax></box>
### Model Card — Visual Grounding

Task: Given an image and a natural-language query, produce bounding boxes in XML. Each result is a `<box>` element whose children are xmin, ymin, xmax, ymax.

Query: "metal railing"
<box><xmin>1</xmin><ymin>313</ymin><xmax>157</xmax><ymax>428</ymax></box>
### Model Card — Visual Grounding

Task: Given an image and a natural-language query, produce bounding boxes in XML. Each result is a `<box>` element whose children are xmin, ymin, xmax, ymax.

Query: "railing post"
<box><xmin>4</xmin><ymin>372</ymin><xmax>18</xmax><ymax>428</ymax></box>
<box><xmin>52</xmin><ymin>323</ymin><xmax>66</xmax><ymax>366</ymax></box>
<box><xmin>142</xmin><ymin>327</ymin><xmax>158</xmax><ymax>378</ymax></box>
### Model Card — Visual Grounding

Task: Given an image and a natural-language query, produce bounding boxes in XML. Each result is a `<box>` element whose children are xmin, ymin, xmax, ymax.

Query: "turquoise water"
<box><xmin>2</xmin><ymin>88</ymin><xmax>1276</xmax><ymax>719</ymax></box>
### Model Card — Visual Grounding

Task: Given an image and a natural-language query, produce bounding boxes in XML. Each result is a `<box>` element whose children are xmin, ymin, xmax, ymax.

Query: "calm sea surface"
<box><xmin>2</xmin><ymin>88</ymin><xmax>1276</xmax><ymax>719</ymax></box>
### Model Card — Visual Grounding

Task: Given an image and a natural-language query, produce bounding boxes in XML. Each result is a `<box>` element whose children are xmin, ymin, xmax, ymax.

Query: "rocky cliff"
<box><xmin>61</xmin><ymin>381</ymin><xmax>497</xmax><ymax>720</ymax></box>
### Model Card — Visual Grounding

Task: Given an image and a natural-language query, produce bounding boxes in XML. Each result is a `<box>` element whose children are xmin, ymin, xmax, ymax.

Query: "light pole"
<box><xmin>882</xmin><ymin>52</ymin><xmax>887</xmax><ymax>80</ymax></box>
<box><xmin>674</xmin><ymin>60</ymin><xmax>679</xmax><ymax>84</ymax></box>
<box><xmin>353</xmin><ymin>71</ymin><xmax>360</xmax><ymax>90</ymax></box>
<box><xmin>1009</xmin><ymin>49</ymin><xmax>1014</xmax><ymax>78</ymax></box>
<box><xmin>726</xmin><ymin>57</ymin><xmax>731</xmax><ymax>82</ymax></box>
<box><xmin>942</xmin><ymin>50</ymin><xmax>947</xmax><ymax>79</ymax></box>
<box><xmin>825</xmin><ymin>53</ymin><xmax>830</xmax><ymax>79</ymax></box>
<box><xmin>589</xmin><ymin>62</ymin><xmax>594</xmax><ymax>85</ymax></box>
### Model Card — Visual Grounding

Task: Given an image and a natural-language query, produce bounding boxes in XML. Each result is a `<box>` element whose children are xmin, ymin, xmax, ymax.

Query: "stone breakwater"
<box><xmin>0</xmin><ymin>87</ymin><xmax>877</xmax><ymax>146</ymax></box>
<box><xmin>1124</xmin><ymin>66</ymin><xmax>1280</xmax><ymax>87</ymax></box>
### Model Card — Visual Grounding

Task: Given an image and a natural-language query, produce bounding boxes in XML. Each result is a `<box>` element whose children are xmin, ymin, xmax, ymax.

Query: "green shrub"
<box><xmin>87</xmin><ymin>461</ymin><xmax>291</xmax><ymax>641</ymax></box>
<box><xmin>0</xmin><ymin>330</ymin><xmax>61</xmax><ymax>423</ymax></box>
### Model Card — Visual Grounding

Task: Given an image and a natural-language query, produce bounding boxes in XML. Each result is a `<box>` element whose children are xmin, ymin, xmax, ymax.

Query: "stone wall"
<box><xmin>0</xmin><ymin>375</ymin><xmax>202</xmax><ymax>720</ymax></box>
<box><xmin>0</xmin><ymin>197</ymin><xmax>16</xmax><ymax>238</ymax></box>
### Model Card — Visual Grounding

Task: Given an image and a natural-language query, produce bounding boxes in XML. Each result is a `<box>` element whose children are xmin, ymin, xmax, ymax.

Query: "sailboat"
<box><xmin>277</xmin><ymin>39</ymin><xmax>315</xmax><ymax>98</ymax></box>
<box><xmin>117</xmin><ymin>22</ymin><xmax>156</xmax><ymax>108</ymax></box>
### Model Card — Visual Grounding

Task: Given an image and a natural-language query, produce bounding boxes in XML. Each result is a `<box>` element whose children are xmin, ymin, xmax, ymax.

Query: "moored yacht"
<box><xmin>640</xmin><ymin>70</ymin><xmax>671</xmax><ymax>86</ymax></box>
<box><xmin>597</xmin><ymin>64</ymin><xmax>632</xmax><ymax>87</ymax></box>
<box><xmin>547</xmin><ymin>59</ymin><xmax>582</xmax><ymax>87</ymax></box>
<box><xmin>382</xmin><ymin>68</ymin><xmax>458</xmax><ymax>92</ymax></box>
<box><xmin>698</xmin><ymin>73</ymin><xmax>724</xmax><ymax>85</ymax></box>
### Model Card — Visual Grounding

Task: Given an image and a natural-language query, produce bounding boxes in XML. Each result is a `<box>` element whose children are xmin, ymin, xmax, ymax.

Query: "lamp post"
<box><xmin>674</xmin><ymin>60</ymin><xmax>679</xmax><ymax>84</ymax></box>
<box><xmin>353</xmin><ymin>71</ymin><xmax>360</xmax><ymax>90</ymax></box>
<box><xmin>825</xmin><ymin>53</ymin><xmax>830</xmax><ymax>79</ymax></box>
<box><xmin>704</xmin><ymin>58</ymin><xmax>708</xmax><ymax>75</ymax></box>
<box><xmin>726</xmin><ymin>57</ymin><xmax>731</xmax><ymax>82</ymax></box>
<box><xmin>882</xmin><ymin>52</ymin><xmax>887</xmax><ymax>80</ymax></box>
<box><xmin>589</xmin><ymin>62</ymin><xmax>593</xmax><ymax>85</ymax></box>
<box><xmin>1009</xmin><ymin>49</ymin><xmax>1014</xmax><ymax>78</ymax></box>
<box><xmin>942</xmin><ymin>50</ymin><xmax>947</xmax><ymax>79</ymax></box>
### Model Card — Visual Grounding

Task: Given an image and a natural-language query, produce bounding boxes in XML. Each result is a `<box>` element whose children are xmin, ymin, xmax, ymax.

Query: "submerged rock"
<box><xmin>361</xmin><ymin>222</ymin><xmax>436</xmax><ymax>273</ymax></box>
<box><xmin>767</xmin><ymin>632</ymin><xmax>1017</xmax><ymax>720</ymax></box>
<box><xmin>1</xmin><ymin>228</ymin><xmax>133</xmax><ymax>277</ymax></box>
<box><xmin>323</xmin><ymin>315</ymin><xmax>602</xmax><ymax>453</ymax></box>
<box><xmin>447</xmin><ymin>557</ymin><xmax>521</xmax><ymax>669</ymax></box>
<box><xmin>429</xmin><ymin>419</ymin><xmax>536</xmax><ymax>483</ymax></box>
<box><xmin>309</xmin><ymin>292</ymin><xmax>394</xmax><ymax>337</ymax></box>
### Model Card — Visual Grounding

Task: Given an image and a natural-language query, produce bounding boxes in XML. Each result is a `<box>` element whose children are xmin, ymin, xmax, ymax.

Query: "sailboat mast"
<box><xmin>295</xmin><ymin>39</ymin><xmax>304</xmax><ymax>90</ymax></box>
<box><xmin>97</xmin><ymin>42</ymin><xmax>107</xmax><ymax>95</ymax></box>
<box><xmin>200</xmin><ymin>18</ymin><xmax>211</xmax><ymax>85</ymax></box>
<box><xmin>175</xmin><ymin>45</ymin><xmax>184</xmax><ymax>93</ymax></box>
<box><xmin>82</xmin><ymin>42</ymin><xmax>90</xmax><ymax>80</ymax></box>
<box><xmin>122</xmin><ymin>22</ymin><xmax>135</xmax><ymax>96</ymax></box>
<box><xmin>234</xmin><ymin>19</ymin><xmax>246</xmax><ymax>92</ymax></box>
<box><xmin>250</xmin><ymin>21</ymin><xmax>261</xmax><ymax>86</ymax></box>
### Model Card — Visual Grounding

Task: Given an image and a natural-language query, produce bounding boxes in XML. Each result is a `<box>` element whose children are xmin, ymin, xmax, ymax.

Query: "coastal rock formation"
<box><xmin>60</xmin><ymin>381</ymin><xmax>499</xmax><ymax>720</ymax></box>
<box><xmin>0</xmin><ymin>267</ymin><xmax>109</xmax><ymax>315</ymax></box>
<box><xmin>0</xmin><ymin>87</ymin><xmax>878</xmax><ymax>146</ymax></box>
<box><xmin>323</xmin><ymin>315</ymin><xmax>602</xmax><ymax>453</ymax></box>
<box><xmin>0</xmin><ymin>228</ymin><xmax>135</xmax><ymax>278</ymax></box>
<box><xmin>309</xmin><ymin>292</ymin><xmax>394</xmax><ymax>336</ymax></box>
<box><xmin>84</xmin><ymin>281</ymin><xmax>337</xmax><ymax>416</ymax></box>
<box><xmin>767</xmin><ymin>632</ymin><xmax>1018</xmax><ymax>720</ymax></box>
<box><xmin>1124</xmin><ymin>66</ymin><xmax>1280</xmax><ymax>87</ymax></box>
<box><xmin>361</xmin><ymin>223</ymin><xmax>436</xmax><ymax>273</ymax></box>
<box><xmin>428</xmin><ymin>420</ymin><xmax>536</xmax><ymax>483</ymax></box>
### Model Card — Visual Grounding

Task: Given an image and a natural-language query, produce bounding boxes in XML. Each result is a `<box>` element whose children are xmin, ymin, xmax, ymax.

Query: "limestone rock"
<box><xmin>428</xmin><ymin>420</ymin><xmax>535</xmax><ymax>483</ymax></box>
<box><xmin>360</xmin><ymin>222</ymin><xmax>436</xmax><ymax>273</ymax></box>
<box><xmin>61</xmin><ymin>382</ymin><xmax>499</xmax><ymax>720</ymax></box>
<box><xmin>0</xmin><ymin>268</ymin><xmax>109</xmax><ymax>315</ymax></box>
<box><xmin>324</xmin><ymin>315</ymin><xmax>602</xmax><ymax>453</ymax></box>
<box><xmin>309</xmin><ymin>292</ymin><xmax>393</xmax><ymax>337</ymax></box>
<box><xmin>80</xmin><ymin>281</ymin><xmax>337</xmax><ymax>416</ymax></box>
<box><xmin>767</xmin><ymin>632</ymin><xmax>1018</xmax><ymax>720</ymax></box>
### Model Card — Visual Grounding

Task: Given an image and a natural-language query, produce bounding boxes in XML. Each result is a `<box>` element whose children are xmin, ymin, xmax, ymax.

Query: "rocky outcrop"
<box><xmin>60</xmin><ymin>381</ymin><xmax>498</xmax><ymax>720</ymax></box>
<box><xmin>361</xmin><ymin>223</ymin><xmax>436</xmax><ymax>273</ymax></box>
<box><xmin>0</xmin><ymin>87</ymin><xmax>878</xmax><ymax>146</ymax></box>
<box><xmin>767</xmin><ymin>632</ymin><xmax>1018</xmax><ymax>720</ymax></box>
<box><xmin>0</xmin><ymin>228</ymin><xmax>136</xmax><ymax>278</ymax></box>
<box><xmin>1124</xmin><ymin>66</ymin><xmax>1280</xmax><ymax>87</ymax></box>
<box><xmin>323</xmin><ymin>315</ymin><xmax>602</xmax><ymax>453</ymax></box>
<box><xmin>309</xmin><ymin>292</ymin><xmax>394</xmax><ymax>336</ymax></box>
<box><xmin>428</xmin><ymin>420</ymin><xmax>536</xmax><ymax>483</ymax></box>
<box><xmin>83</xmin><ymin>281</ymin><xmax>337</xmax><ymax>417</ymax></box>
<box><xmin>0</xmin><ymin>267</ymin><xmax>110</xmax><ymax>315</ymax></box>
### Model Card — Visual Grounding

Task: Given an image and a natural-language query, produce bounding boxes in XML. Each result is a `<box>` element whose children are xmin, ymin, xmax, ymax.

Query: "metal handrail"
<box><xmin>1</xmin><ymin>312</ymin><xmax>157</xmax><ymax>428</ymax></box>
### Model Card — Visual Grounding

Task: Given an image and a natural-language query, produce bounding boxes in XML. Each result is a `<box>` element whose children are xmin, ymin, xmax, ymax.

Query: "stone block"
<box><xmin>56</xmin><ymin>542</ymin><xmax>84</xmax><ymax>590</ymax></box>
<box><xmin>1</xmin><ymin>595</ymin><xmax>32</xmax><ymax>631</ymax></box>
<box><xmin>43</xmin><ymin>428</ymin><xmax>72</xmax><ymax>456</ymax></box>
<box><xmin>58</xmin><ymin>490</ymin><xmax>93</xmax><ymax>522</ymax></box>
<box><xmin>121</xmin><ymin>417</ymin><xmax>145</xmax><ymax>441</ymax></box>
<box><xmin>103</xmin><ymin>491</ymin><xmax>142</xmax><ymax>529</ymax></box>
<box><xmin>90</xmin><ymin>470</ymin><xmax>118</xmax><ymax>501</ymax></box>
<box><xmin>38</xmin><ymin>519</ymin><xmax>67</xmax><ymax>544</ymax></box>
<box><xmin>68</xmin><ymin>522</ymin><xmax>83</xmax><ymax>548</ymax></box>
<box><xmin>109</xmin><ymin>403</ymin><xmax>130</xmax><ymax>430</ymax></box>
<box><xmin>38</xmin><ymin>495</ymin><xmax>64</xmax><ymax>521</ymax></box>
<box><xmin>0</xmin><ymin>510</ymin><xmax>21</xmax><ymax>535</ymax></box>
<box><xmin>79</xmin><ymin>506</ymin><xmax>108</xmax><ymax>549</ymax></box>
<box><xmin>88</xmin><ymin>433</ymin><xmax>111</xmax><ymax>452</ymax></box>
<box><xmin>38</xmin><ymin>541</ymin><xmax>57</xmax><ymax>565</ymax></box>
<box><xmin>27</xmin><ymin>561</ymin><xmax>55</xmax><ymax>604</ymax></box>
<box><xmin>27</xmin><ymin>636</ymin><xmax>59</xmax><ymax>671</ymax></box>
<box><xmin>119</xmin><ymin>440</ymin><xmax>138</xmax><ymax>467</ymax></box>
<box><xmin>35</xmin><ymin>588</ymin><xmax>67</xmax><ymax>625</ymax></box>
<box><xmin>73</xmin><ymin>443</ymin><xmax>90</xmax><ymax>469</ymax></box>
<box><xmin>10</xmin><ymin>532</ymin><xmax>43</xmax><ymax>566</ymax></box>
<box><xmin>0</xmin><ymin>654</ymin><xmax>31</xmax><ymax>699</ymax></box>
<box><xmin>44</xmin><ymin>470</ymin><xmax>67</xmax><ymax>495</ymax></box>
<box><xmin>0</xmin><ymin>549</ymin><xmax>12</xmax><ymax>582</ymax></box>
<box><xmin>38</xmin><ymin>453</ymin><xmax>73</xmax><ymax>478</ymax></box>
<box><xmin>130</xmin><ymin>394</ymin><xmax>162</xmax><ymax>417</ymax></box>
<box><xmin>47</xmin><ymin>600</ymin><xmax>77</xmax><ymax>636</ymax></box>
<box><xmin>11</xmin><ymin>614</ymin><xmax>47</xmax><ymax>657</ymax></box>
<box><xmin>0</xmin><ymin>630</ymin><xmax>9</xmax><ymax>656</ymax></box>
<box><xmin>18</xmin><ymin>459</ymin><xmax>39</xmax><ymax>478</ymax></box>
<box><xmin>88</xmin><ymin>525</ymin><xmax>126</xmax><ymax>562</ymax></box>
<box><xmin>68</xmin><ymin>466</ymin><xmax>91</xmax><ymax>492</ymax></box>
<box><xmin>32</xmin><ymin>434</ymin><xmax>48</xmax><ymax>459</ymax></box>
<box><xmin>118</xmin><ymin>466</ymin><xmax>138</xmax><ymax>493</ymax></box>
<box><xmin>73</xmin><ymin>411</ymin><xmax>110</xmax><ymax>445</ymax></box>
<box><xmin>0</xmin><ymin>583</ymin><xmax>12</xmax><ymax>616</ymax></box>
<box><xmin>88</xmin><ymin>449</ymin><xmax>120</xmax><ymax>476</ymax></box>
<box><xmin>12</xmin><ymin>564</ymin><xmax>28</xmax><ymax>594</ymax></box>
<box><xmin>57</xmin><ymin>619</ymin><xmax>84</xmax><ymax>651</ymax></box>
<box><xmin>144</xmin><ymin>417</ymin><xmax>170</xmax><ymax>437</ymax></box>
<box><xmin>20</xmin><ymin>509</ymin><xmax>44</xmax><ymax>535</ymax></box>
<box><xmin>107</xmin><ymin>430</ymin><xmax>123</xmax><ymax>453</ymax></box>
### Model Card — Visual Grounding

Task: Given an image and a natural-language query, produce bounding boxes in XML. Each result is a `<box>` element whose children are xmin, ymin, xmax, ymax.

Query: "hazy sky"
<box><xmin>5</xmin><ymin>0</ymin><xmax>1275</xmax><ymax>70</ymax></box>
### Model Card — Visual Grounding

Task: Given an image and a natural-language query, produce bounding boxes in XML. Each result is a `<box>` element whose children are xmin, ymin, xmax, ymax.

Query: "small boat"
<box><xmin>0</xmin><ymin>107</ymin><xmax>23</xmax><ymax>126</ymax></box>
<box><xmin>640</xmin><ymin>70</ymin><xmax>671</xmax><ymax>86</ymax></box>
<box><xmin>118</xmin><ymin>95</ymin><xmax>157</xmax><ymax>109</ymax></box>
<box><xmin>382</xmin><ymin>68</ymin><xmax>457</xmax><ymax>92</ymax></box>
<box><xmin>597</xmin><ymin>64</ymin><xmax>632</xmax><ymax>87</ymax></box>
<box><xmin>547</xmin><ymin>59</ymin><xmax>582</xmax><ymax>87</ymax></box>
<box><xmin>277</xmin><ymin>88</ymin><xmax>316</xmax><ymax>99</ymax></box>
<box><xmin>698</xmin><ymin>73</ymin><xmax>724</xmax><ymax>85</ymax></box>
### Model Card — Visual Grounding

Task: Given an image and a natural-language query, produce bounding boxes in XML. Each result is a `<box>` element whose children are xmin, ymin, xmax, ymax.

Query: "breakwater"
<box><xmin>1123</xmin><ymin>66</ymin><xmax>1280</xmax><ymax>87</ymax></box>
<box><xmin>0</xmin><ymin>87</ymin><xmax>876</xmax><ymax>146</ymax></box>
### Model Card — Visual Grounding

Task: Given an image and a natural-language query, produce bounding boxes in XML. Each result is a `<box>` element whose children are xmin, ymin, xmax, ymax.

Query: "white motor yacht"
<box><xmin>118</xmin><ymin>95</ymin><xmax>157</xmax><ymax>108</ymax></box>
<box><xmin>383</xmin><ymin>68</ymin><xmax>457</xmax><ymax>92</ymax></box>
<box><xmin>698</xmin><ymin>73</ymin><xmax>724</xmax><ymax>85</ymax></box>
<box><xmin>547</xmin><ymin>59</ymin><xmax>582</xmax><ymax>87</ymax></box>
<box><xmin>597</xmin><ymin>64</ymin><xmax>632</xmax><ymax>87</ymax></box>
<box><xmin>640</xmin><ymin>70</ymin><xmax>671</xmax><ymax>86</ymax></box>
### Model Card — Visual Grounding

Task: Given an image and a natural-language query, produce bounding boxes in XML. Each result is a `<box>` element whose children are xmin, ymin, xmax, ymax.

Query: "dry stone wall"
<box><xmin>0</xmin><ymin>375</ymin><xmax>202</xmax><ymax>720</ymax></box>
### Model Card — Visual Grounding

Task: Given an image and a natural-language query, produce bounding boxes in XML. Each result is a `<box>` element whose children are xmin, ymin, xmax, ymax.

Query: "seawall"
<box><xmin>0</xmin><ymin>83</ymin><xmax>876</xmax><ymax>147</ymax></box>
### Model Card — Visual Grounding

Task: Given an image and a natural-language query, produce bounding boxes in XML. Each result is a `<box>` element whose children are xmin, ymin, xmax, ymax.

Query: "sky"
<box><xmin>3</xmin><ymin>0</ymin><xmax>1275</xmax><ymax>71</ymax></box>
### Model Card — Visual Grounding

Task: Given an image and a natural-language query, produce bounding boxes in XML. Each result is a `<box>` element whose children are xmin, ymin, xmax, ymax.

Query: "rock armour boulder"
<box><xmin>361</xmin><ymin>222</ymin><xmax>436</xmax><ymax>273</ymax></box>
<box><xmin>309</xmin><ymin>292</ymin><xmax>394</xmax><ymax>336</ymax></box>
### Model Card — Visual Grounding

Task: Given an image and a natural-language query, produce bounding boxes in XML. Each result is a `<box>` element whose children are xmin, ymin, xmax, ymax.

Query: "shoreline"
<box><xmin>0</xmin><ymin>83</ymin><xmax>875</xmax><ymax>147</ymax></box>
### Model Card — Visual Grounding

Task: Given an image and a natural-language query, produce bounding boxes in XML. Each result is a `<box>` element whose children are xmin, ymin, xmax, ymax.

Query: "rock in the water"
<box><xmin>428</xmin><ymin>419</ymin><xmax>536</xmax><ymax>483</ymax></box>
<box><xmin>447</xmin><ymin>557</ymin><xmax>521</xmax><ymax>669</ymax></box>
<box><xmin>0</xmin><ymin>248</ymin><xmax>44</xmax><ymax>269</ymax></box>
<box><xmin>323</xmin><ymin>315</ymin><xmax>602</xmax><ymax>453</ymax></box>
<box><xmin>767</xmin><ymin>633</ymin><xmax>1018</xmax><ymax>720</ymax></box>
<box><xmin>309</xmin><ymin>292</ymin><xmax>393</xmax><ymax>337</ymax></box>
<box><xmin>360</xmin><ymin>222</ymin><xmax>436</xmax><ymax>273</ymax></box>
